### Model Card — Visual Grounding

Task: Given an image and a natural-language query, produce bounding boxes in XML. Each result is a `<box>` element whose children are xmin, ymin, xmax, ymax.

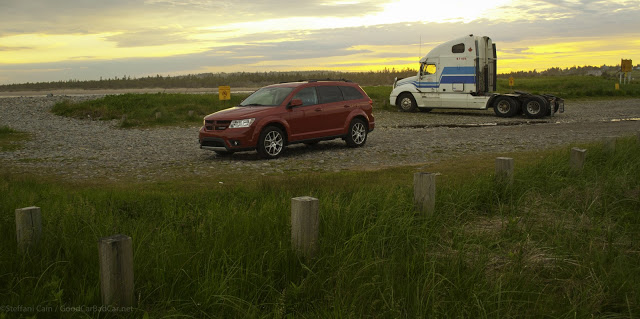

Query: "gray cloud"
<box><xmin>0</xmin><ymin>39</ymin><xmax>369</xmax><ymax>84</ymax></box>
<box><xmin>536</xmin><ymin>0</ymin><xmax>610</xmax><ymax>14</ymax></box>
<box><xmin>0</xmin><ymin>46</ymin><xmax>32</xmax><ymax>51</ymax></box>
<box><xmin>1</xmin><ymin>0</ymin><xmax>640</xmax><ymax>84</ymax></box>
<box><xmin>105</xmin><ymin>29</ymin><xmax>195</xmax><ymax>47</ymax></box>
<box><xmin>208</xmin><ymin>40</ymin><xmax>372</xmax><ymax>61</ymax></box>
<box><xmin>500</xmin><ymin>47</ymin><xmax>530</xmax><ymax>55</ymax></box>
<box><xmin>496</xmin><ymin>0</ymin><xmax>640</xmax><ymax>22</ymax></box>
<box><xmin>0</xmin><ymin>0</ymin><xmax>140</xmax><ymax>35</ymax></box>
<box><xmin>0</xmin><ymin>0</ymin><xmax>388</xmax><ymax>36</ymax></box>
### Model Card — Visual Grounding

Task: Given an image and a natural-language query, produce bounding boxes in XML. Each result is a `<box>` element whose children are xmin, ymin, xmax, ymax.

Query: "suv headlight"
<box><xmin>229</xmin><ymin>118</ymin><xmax>255</xmax><ymax>128</ymax></box>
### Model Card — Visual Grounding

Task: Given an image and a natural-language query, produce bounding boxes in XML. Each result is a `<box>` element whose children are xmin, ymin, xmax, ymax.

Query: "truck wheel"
<box><xmin>493</xmin><ymin>96</ymin><xmax>519</xmax><ymax>117</ymax></box>
<box><xmin>523</xmin><ymin>96</ymin><xmax>549</xmax><ymax>119</ymax></box>
<box><xmin>257</xmin><ymin>126</ymin><xmax>286</xmax><ymax>159</ymax></box>
<box><xmin>397</xmin><ymin>93</ymin><xmax>417</xmax><ymax>112</ymax></box>
<box><xmin>345</xmin><ymin>118</ymin><xmax>368</xmax><ymax>147</ymax></box>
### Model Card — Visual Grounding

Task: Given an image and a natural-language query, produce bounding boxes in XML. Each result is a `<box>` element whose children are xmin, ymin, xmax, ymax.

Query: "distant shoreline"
<box><xmin>0</xmin><ymin>87</ymin><xmax>257</xmax><ymax>97</ymax></box>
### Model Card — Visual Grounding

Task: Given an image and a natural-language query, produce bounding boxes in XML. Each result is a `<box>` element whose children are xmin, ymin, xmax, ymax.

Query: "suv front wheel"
<box><xmin>258</xmin><ymin>126</ymin><xmax>286</xmax><ymax>159</ymax></box>
<box><xmin>345</xmin><ymin>118</ymin><xmax>367</xmax><ymax>147</ymax></box>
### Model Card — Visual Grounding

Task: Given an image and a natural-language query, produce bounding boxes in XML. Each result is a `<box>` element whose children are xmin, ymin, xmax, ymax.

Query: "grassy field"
<box><xmin>497</xmin><ymin>74</ymin><xmax>640</xmax><ymax>99</ymax></box>
<box><xmin>50</xmin><ymin>88</ymin><xmax>393</xmax><ymax>128</ymax></box>
<box><xmin>49</xmin><ymin>74</ymin><xmax>640</xmax><ymax>128</ymax></box>
<box><xmin>1</xmin><ymin>136</ymin><xmax>639</xmax><ymax>317</ymax></box>
<box><xmin>0</xmin><ymin>126</ymin><xmax>30</xmax><ymax>151</ymax></box>
<box><xmin>51</xmin><ymin>93</ymin><xmax>248</xmax><ymax>128</ymax></box>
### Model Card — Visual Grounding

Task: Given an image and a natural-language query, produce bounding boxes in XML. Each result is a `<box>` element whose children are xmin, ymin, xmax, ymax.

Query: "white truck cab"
<box><xmin>390</xmin><ymin>35</ymin><xmax>564</xmax><ymax>118</ymax></box>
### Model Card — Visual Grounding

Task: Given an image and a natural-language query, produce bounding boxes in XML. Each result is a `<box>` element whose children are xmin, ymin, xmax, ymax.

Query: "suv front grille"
<box><xmin>205</xmin><ymin>120</ymin><xmax>232</xmax><ymax>131</ymax></box>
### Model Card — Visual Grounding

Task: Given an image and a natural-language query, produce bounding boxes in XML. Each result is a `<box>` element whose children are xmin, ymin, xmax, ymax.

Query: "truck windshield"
<box><xmin>240</xmin><ymin>87</ymin><xmax>294</xmax><ymax>106</ymax></box>
<box><xmin>420</xmin><ymin>63</ymin><xmax>437</xmax><ymax>75</ymax></box>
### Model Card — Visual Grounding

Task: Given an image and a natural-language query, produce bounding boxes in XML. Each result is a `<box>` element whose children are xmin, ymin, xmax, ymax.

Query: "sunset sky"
<box><xmin>1</xmin><ymin>0</ymin><xmax>639</xmax><ymax>84</ymax></box>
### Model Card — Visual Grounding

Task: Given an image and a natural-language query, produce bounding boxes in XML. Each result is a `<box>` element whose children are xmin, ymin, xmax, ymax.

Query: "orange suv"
<box><xmin>199</xmin><ymin>80</ymin><xmax>375</xmax><ymax>159</ymax></box>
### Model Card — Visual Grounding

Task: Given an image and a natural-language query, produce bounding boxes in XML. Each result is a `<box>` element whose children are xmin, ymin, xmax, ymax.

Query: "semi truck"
<box><xmin>390</xmin><ymin>35</ymin><xmax>564</xmax><ymax>118</ymax></box>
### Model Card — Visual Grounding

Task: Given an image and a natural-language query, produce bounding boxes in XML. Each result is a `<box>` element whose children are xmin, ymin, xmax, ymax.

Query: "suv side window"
<box><xmin>317</xmin><ymin>86</ymin><xmax>344</xmax><ymax>104</ymax></box>
<box><xmin>339</xmin><ymin>86</ymin><xmax>364</xmax><ymax>100</ymax></box>
<box><xmin>292</xmin><ymin>87</ymin><xmax>318</xmax><ymax>106</ymax></box>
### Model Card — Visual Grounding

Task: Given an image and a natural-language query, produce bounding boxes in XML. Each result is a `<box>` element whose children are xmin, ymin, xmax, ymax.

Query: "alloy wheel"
<box><xmin>351</xmin><ymin>122</ymin><xmax>366</xmax><ymax>145</ymax></box>
<box><xmin>264</xmin><ymin>130</ymin><xmax>283</xmax><ymax>156</ymax></box>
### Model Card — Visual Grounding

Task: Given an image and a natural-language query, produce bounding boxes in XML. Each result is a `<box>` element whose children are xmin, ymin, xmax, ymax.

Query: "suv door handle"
<box><xmin>314</xmin><ymin>108</ymin><xmax>322</xmax><ymax>112</ymax></box>
<box><xmin>343</xmin><ymin>105</ymin><xmax>350</xmax><ymax>108</ymax></box>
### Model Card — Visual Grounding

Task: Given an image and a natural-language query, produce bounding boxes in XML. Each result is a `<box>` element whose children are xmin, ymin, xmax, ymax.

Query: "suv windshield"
<box><xmin>240</xmin><ymin>87</ymin><xmax>294</xmax><ymax>106</ymax></box>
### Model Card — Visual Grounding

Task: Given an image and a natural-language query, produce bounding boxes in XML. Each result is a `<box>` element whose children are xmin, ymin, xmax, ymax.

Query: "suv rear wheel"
<box><xmin>257</xmin><ymin>126</ymin><xmax>285</xmax><ymax>159</ymax></box>
<box><xmin>345</xmin><ymin>118</ymin><xmax>367</xmax><ymax>147</ymax></box>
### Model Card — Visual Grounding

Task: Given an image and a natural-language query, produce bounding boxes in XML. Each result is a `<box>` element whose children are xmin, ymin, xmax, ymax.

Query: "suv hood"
<box><xmin>204</xmin><ymin>106</ymin><xmax>274</xmax><ymax>120</ymax></box>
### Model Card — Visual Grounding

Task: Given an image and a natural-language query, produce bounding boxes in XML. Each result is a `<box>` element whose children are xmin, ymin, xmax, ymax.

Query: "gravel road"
<box><xmin>1</xmin><ymin>95</ymin><xmax>639</xmax><ymax>181</ymax></box>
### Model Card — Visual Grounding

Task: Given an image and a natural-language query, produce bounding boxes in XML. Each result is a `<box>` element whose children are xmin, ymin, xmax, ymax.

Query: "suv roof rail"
<box><xmin>307</xmin><ymin>78</ymin><xmax>352</xmax><ymax>83</ymax></box>
<box><xmin>278</xmin><ymin>79</ymin><xmax>352</xmax><ymax>84</ymax></box>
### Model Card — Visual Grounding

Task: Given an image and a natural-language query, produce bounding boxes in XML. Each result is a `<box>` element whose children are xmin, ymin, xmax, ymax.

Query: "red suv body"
<box><xmin>199</xmin><ymin>80</ymin><xmax>375</xmax><ymax>158</ymax></box>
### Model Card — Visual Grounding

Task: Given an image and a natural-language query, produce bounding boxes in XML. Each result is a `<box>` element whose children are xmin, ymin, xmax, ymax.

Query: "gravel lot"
<box><xmin>1</xmin><ymin>95</ymin><xmax>639</xmax><ymax>181</ymax></box>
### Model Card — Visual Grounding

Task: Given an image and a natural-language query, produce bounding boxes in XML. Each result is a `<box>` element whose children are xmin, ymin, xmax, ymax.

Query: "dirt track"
<box><xmin>1</xmin><ymin>95</ymin><xmax>639</xmax><ymax>181</ymax></box>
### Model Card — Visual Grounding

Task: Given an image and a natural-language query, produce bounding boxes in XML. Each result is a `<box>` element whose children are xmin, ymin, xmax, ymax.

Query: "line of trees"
<box><xmin>499</xmin><ymin>64</ymin><xmax>639</xmax><ymax>78</ymax></box>
<box><xmin>3</xmin><ymin>64</ymin><xmax>637</xmax><ymax>91</ymax></box>
<box><xmin>0</xmin><ymin>68</ymin><xmax>417</xmax><ymax>91</ymax></box>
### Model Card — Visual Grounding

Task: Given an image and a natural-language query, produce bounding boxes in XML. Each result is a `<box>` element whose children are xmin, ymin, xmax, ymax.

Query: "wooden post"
<box><xmin>15</xmin><ymin>206</ymin><xmax>42</xmax><ymax>253</ymax></box>
<box><xmin>291</xmin><ymin>196</ymin><xmax>319</xmax><ymax>259</ymax></box>
<box><xmin>604</xmin><ymin>136</ymin><xmax>616</xmax><ymax>153</ymax></box>
<box><xmin>155</xmin><ymin>112</ymin><xmax>162</xmax><ymax>119</ymax></box>
<box><xmin>413</xmin><ymin>172</ymin><xmax>436</xmax><ymax>215</ymax></box>
<box><xmin>570</xmin><ymin>148</ymin><xmax>587</xmax><ymax>172</ymax></box>
<box><xmin>99</xmin><ymin>234</ymin><xmax>135</xmax><ymax>307</ymax></box>
<box><xmin>495</xmin><ymin>157</ymin><xmax>514</xmax><ymax>185</ymax></box>
<box><xmin>188</xmin><ymin>110</ymin><xmax>194</xmax><ymax>117</ymax></box>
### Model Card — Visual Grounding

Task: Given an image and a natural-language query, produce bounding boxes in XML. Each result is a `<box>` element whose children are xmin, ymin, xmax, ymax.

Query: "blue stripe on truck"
<box><xmin>440</xmin><ymin>67</ymin><xmax>475</xmax><ymax>84</ymax></box>
<box><xmin>440</xmin><ymin>75</ymin><xmax>475</xmax><ymax>84</ymax></box>
<box><xmin>398</xmin><ymin>66</ymin><xmax>476</xmax><ymax>89</ymax></box>
<box><xmin>441</xmin><ymin>66</ymin><xmax>475</xmax><ymax>75</ymax></box>
<box><xmin>415</xmin><ymin>82</ymin><xmax>438</xmax><ymax>88</ymax></box>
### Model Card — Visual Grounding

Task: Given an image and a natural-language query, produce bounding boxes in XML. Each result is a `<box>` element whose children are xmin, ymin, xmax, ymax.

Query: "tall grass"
<box><xmin>0</xmin><ymin>126</ymin><xmax>29</xmax><ymax>151</ymax></box>
<box><xmin>497</xmin><ymin>75</ymin><xmax>640</xmax><ymax>98</ymax></box>
<box><xmin>51</xmin><ymin>93</ymin><xmax>249</xmax><ymax>128</ymax></box>
<box><xmin>49</xmin><ymin>75</ymin><xmax>640</xmax><ymax>128</ymax></box>
<box><xmin>1</xmin><ymin>136</ymin><xmax>639</xmax><ymax>317</ymax></box>
<box><xmin>50</xmin><ymin>88</ymin><xmax>391</xmax><ymax>128</ymax></box>
<box><xmin>363</xmin><ymin>86</ymin><xmax>393</xmax><ymax>110</ymax></box>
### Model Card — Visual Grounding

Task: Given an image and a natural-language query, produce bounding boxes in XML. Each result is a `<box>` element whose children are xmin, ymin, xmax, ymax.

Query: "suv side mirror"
<box><xmin>288</xmin><ymin>99</ymin><xmax>303</xmax><ymax>108</ymax></box>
